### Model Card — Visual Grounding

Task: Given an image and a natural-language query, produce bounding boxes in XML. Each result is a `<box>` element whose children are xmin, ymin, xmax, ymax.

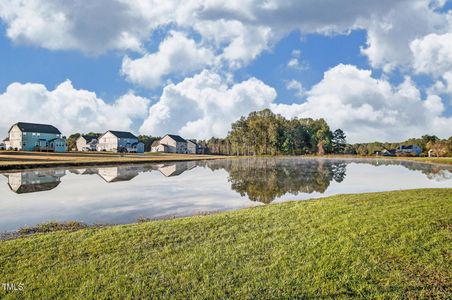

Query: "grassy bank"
<box><xmin>406</xmin><ymin>156</ymin><xmax>452</xmax><ymax>165</ymax></box>
<box><xmin>0</xmin><ymin>151</ymin><xmax>224</xmax><ymax>170</ymax></box>
<box><xmin>0</xmin><ymin>151</ymin><xmax>450</xmax><ymax>171</ymax></box>
<box><xmin>304</xmin><ymin>154</ymin><xmax>452</xmax><ymax>165</ymax></box>
<box><xmin>1</xmin><ymin>189</ymin><xmax>451</xmax><ymax>298</ymax></box>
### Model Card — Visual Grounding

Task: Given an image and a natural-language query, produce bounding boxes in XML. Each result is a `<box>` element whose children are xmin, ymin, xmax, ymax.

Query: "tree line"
<box><xmin>200</xmin><ymin>109</ymin><xmax>451</xmax><ymax>157</ymax></box>
<box><xmin>352</xmin><ymin>135</ymin><xmax>452</xmax><ymax>157</ymax></box>
<box><xmin>199</xmin><ymin>109</ymin><xmax>346</xmax><ymax>156</ymax></box>
<box><xmin>66</xmin><ymin>108</ymin><xmax>450</xmax><ymax>157</ymax></box>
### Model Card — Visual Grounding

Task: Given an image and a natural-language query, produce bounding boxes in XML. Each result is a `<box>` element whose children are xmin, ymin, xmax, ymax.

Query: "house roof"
<box><xmin>9</xmin><ymin>122</ymin><xmax>61</xmax><ymax>134</ymax></box>
<box><xmin>382</xmin><ymin>149</ymin><xmax>396</xmax><ymax>153</ymax></box>
<box><xmin>80</xmin><ymin>135</ymin><xmax>97</xmax><ymax>143</ymax></box>
<box><xmin>164</xmin><ymin>134</ymin><xmax>187</xmax><ymax>143</ymax></box>
<box><xmin>48</xmin><ymin>138</ymin><xmax>66</xmax><ymax>142</ymax></box>
<box><xmin>151</xmin><ymin>141</ymin><xmax>160</xmax><ymax>147</ymax></box>
<box><xmin>187</xmin><ymin>139</ymin><xmax>198</xmax><ymax>145</ymax></box>
<box><xmin>400</xmin><ymin>145</ymin><xmax>418</xmax><ymax>150</ymax></box>
<box><xmin>3</xmin><ymin>137</ymin><xmax>9</xmax><ymax>142</ymax></box>
<box><xmin>9</xmin><ymin>182</ymin><xmax>61</xmax><ymax>194</ymax></box>
<box><xmin>106</xmin><ymin>130</ymin><xmax>138</xmax><ymax>139</ymax></box>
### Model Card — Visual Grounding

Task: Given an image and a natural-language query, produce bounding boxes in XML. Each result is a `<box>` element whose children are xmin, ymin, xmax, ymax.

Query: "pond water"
<box><xmin>0</xmin><ymin>157</ymin><xmax>451</xmax><ymax>232</ymax></box>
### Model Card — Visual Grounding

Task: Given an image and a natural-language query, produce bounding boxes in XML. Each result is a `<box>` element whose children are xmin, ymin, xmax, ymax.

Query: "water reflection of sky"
<box><xmin>0</xmin><ymin>158</ymin><xmax>451</xmax><ymax>232</ymax></box>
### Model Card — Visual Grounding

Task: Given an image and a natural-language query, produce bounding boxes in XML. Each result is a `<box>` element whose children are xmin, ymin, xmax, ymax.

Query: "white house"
<box><xmin>2</xmin><ymin>137</ymin><xmax>10</xmax><ymax>150</ymax></box>
<box><xmin>151</xmin><ymin>134</ymin><xmax>187</xmax><ymax>154</ymax></box>
<box><xmin>97</xmin><ymin>130</ymin><xmax>144</xmax><ymax>153</ymax></box>
<box><xmin>76</xmin><ymin>135</ymin><xmax>98</xmax><ymax>151</ymax></box>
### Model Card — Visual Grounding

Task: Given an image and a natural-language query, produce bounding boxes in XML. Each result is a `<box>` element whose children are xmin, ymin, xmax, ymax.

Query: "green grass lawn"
<box><xmin>408</xmin><ymin>157</ymin><xmax>452</xmax><ymax>165</ymax></box>
<box><xmin>1</xmin><ymin>189</ymin><xmax>451</xmax><ymax>299</ymax></box>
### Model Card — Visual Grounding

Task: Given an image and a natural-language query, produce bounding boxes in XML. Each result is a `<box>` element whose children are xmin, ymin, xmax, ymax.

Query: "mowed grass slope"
<box><xmin>0</xmin><ymin>189</ymin><xmax>451</xmax><ymax>299</ymax></box>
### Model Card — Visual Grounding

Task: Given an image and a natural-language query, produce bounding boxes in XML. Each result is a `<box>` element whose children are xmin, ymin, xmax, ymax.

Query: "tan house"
<box><xmin>151</xmin><ymin>134</ymin><xmax>187</xmax><ymax>154</ymax></box>
<box><xmin>76</xmin><ymin>135</ymin><xmax>98</xmax><ymax>151</ymax></box>
<box><xmin>150</xmin><ymin>140</ymin><xmax>168</xmax><ymax>152</ymax></box>
<box><xmin>97</xmin><ymin>130</ymin><xmax>144</xmax><ymax>153</ymax></box>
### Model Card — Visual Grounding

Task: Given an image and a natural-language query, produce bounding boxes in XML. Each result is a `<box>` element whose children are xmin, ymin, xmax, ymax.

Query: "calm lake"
<box><xmin>0</xmin><ymin>157</ymin><xmax>451</xmax><ymax>232</ymax></box>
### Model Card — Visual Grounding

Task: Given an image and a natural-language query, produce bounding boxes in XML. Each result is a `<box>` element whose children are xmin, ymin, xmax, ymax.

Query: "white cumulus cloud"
<box><xmin>285</xmin><ymin>80</ymin><xmax>304</xmax><ymax>98</ymax></box>
<box><xmin>1</xmin><ymin>0</ymin><xmax>450</xmax><ymax>73</ymax></box>
<box><xmin>121</xmin><ymin>31</ymin><xmax>215</xmax><ymax>88</ymax></box>
<box><xmin>139</xmin><ymin>70</ymin><xmax>277</xmax><ymax>139</ymax></box>
<box><xmin>272</xmin><ymin>64</ymin><xmax>452</xmax><ymax>142</ymax></box>
<box><xmin>411</xmin><ymin>32</ymin><xmax>452</xmax><ymax>77</ymax></box>
<box><xmin>0</xmin><ymin>80</ymin><xmax>150</xmax><ymax>136</ymax></box>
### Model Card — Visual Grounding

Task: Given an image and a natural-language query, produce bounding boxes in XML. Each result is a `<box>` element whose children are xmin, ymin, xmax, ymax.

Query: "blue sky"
<box><xmin>0</xmin><ymin>1</ymin><xmax>451</xmax><ymax>142</ymax></box>
<box><xmin>0</xmin><ymin>24</ymin><xmax>372</xmax><ymax>103</ymax></box>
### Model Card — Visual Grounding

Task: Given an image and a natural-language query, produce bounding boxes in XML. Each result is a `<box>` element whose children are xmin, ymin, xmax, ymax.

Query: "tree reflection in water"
<box><xmin>205</xmin><ymin>158</ymin><xmax>347</xmax><ymax>203</ymax></box>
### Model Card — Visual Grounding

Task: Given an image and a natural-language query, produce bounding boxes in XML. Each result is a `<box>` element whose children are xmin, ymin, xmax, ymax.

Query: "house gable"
<box><xmin>9</xmin><ymin>122</ymin><xmax>61</xmax><ymax>135</ymax></box>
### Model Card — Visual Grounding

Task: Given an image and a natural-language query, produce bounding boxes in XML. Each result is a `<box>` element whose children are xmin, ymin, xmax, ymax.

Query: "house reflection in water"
<box><xmin>158</xmin><ymin>161</ymin><xmax>196</xmax><ymax>177</ymax></box>
<box><xmin>69</xmin><ymin>168</ymin><xmax>99</xmax><ymax>175</ymax></box>
<box><xmin>4</xmin><ymin>169</ymin><xmax>66</xmax><ymax>194</ymax></box>
<box><xmin>97</xmin><ymin>166</ymin><xmax>141</xmax><ymax>183</ymax></box>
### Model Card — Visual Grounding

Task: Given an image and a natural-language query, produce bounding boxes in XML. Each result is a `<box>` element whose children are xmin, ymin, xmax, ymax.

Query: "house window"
<box><xmin>37</xmin><ymin>133</ymin><xmax>40</xmax><ymax>136</ymax></box>
<box><xmin>32</xmin><ymin>133</ymin><xmax>36</xmax><ymax>136</ymax></box>
<box><xmin>23</xmin><ymin>132</ymin><xmax>26</xmax><ymax>136</ymax></box>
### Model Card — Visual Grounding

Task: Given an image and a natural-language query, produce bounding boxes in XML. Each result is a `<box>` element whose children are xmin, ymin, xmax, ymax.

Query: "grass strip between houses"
<box><xmin>0</xmin><ymin>151</ymin><xmax>225</xmax><ymax>170</ymax></box>
<box><xmin>0</xmin><ymin>189</ymin><xmax>451</xmax><ymax>298</ymax></box>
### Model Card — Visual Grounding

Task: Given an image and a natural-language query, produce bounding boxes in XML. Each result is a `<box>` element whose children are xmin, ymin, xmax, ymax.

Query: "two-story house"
<box><xmin>152</xmin><ymin>134</ymin><xmax>188</xmax><ymax>153</ymax></box>
<box><xmin>8</xmin><ymin>122</ymin><xmax>67</xmax><ymax>152</ymax></box>
<box><xmin>97</xmin><ymin>130</ymin><xmax>144</xmax><ymax>153</ymax></box>
<box><xmin>396</xmin><ymin>145</ymin><xmax>422</xmax><ymax>156</ymax></box>
<box><xmin>187</xmin><ymin>140</ymin><xmax>200</xmax><ymax>154</ymax></box>
<box><xmin>76</xmin><ymin>135</ymin><xmax>99</xmax><ymax>151</ymax></box>
<box><xmin>2</xmin><ymin>137</ymin><xmax>11</xmax><ymax>150</ymax></box>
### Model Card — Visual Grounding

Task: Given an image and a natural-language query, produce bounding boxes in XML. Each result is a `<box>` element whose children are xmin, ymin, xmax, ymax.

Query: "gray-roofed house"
<box><xmin>396</xmin><ymin>145</ymin><xmax>422</xmax><ymax>156</ymax></box>
<box><xmin>76</xmin><ymin>135</ymin><xmax>99</xmax><ymax>151</ymax></box>
<box><xmin>8</xmin><ymin>122</ymin><xmax>67</xmax><ymax>152</ymax></box>
<box><xmin>150</xmin><ymin>140</ymin><xmax>168</xmax><ymax>153</ymax></box>
<box><xmin>187</xmin><ymin>139</ymin><xmax>200</xmax><ymax>154</ymax></box>
<box><xmin>97</xmin><ymin>130</ymin><xmax>144</xmax><ymax>153</ymax></box>
<box><xmin>151</xmin><ymin>134</ymin><xmax>187</xmax><ymax>154</ymax></box>
<box><xmin>381</xmin><ymin>149</ymin><xmax>396</xmax><ymax>157</ymax></box>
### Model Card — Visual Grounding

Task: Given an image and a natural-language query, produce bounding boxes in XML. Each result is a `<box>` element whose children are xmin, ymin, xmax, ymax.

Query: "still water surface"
<box><xmin>0</xmin><ymin>157</ymin><xmax>451</xmax><ymax>232</ymax></box>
